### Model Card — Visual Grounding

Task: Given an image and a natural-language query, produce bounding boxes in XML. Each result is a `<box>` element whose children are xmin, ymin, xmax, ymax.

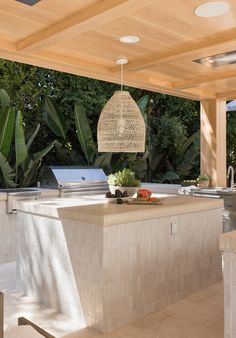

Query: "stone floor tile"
<box><xmin>1</xmin><ymin>261</ymin><xmax>224</xmax><ymax>338</ymax></box>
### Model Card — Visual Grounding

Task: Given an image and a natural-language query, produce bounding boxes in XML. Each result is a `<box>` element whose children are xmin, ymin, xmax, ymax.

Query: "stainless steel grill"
<box><xmin>40</xmin><ymin>166</ymin><xmax>109</xmax><ymax>196</ymax></box>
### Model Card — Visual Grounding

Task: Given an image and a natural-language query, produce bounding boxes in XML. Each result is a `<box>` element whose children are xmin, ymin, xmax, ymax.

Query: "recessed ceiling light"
<box><xmin>119</xmin><ymin>36</ymin><xmax>140</xmax><ymax>44</ymax></box>
<box><xmin>116</xmin><ymin>58</ymin><xmax>129</xmax><ymax>65</ymax></box>
<box><xmin>16</xmin><ymin>0</ymin><xmax>41</xmax><ymax>5</ymax></box>
<box><xmin>195</xmin><ymin>2</ymin><xmax>230</xmax><ymax>17</ymax></box>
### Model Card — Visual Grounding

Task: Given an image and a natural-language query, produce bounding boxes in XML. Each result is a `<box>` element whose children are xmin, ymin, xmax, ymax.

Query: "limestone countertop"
<box><xmin>18</xmin><ymin>195</ymin><xmax>223</xmax><ymax>226</ymax></box>
<box><xmin>0</xmin><ymin>188</ymin><xmax>59</xmax><ymax>201</ymax></box>
<box><xmin>220</xmin><ymin>231</ymin><xmax>236</xmax><ymax>253</ymax></box>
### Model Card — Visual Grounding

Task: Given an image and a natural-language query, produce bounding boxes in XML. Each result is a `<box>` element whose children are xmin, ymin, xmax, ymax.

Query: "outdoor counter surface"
<box><xmin>17</xmin><ymin>195</ymin><xmax>223</xmax><ymax>226</ymax></box>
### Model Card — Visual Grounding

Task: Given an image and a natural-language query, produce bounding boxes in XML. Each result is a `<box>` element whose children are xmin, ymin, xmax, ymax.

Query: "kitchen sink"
<box><xmin>0</xmin><ymin>188</ymin><xmax>39</xmax><ymax>193</ymax></box>
<box><xmin>217</xmin><ymin>188</ymin><xmax>236</xmax><ymax>194</ymax></box>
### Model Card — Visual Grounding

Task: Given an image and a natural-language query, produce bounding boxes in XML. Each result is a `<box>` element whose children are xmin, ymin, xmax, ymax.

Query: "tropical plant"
<box><xmin>74</xmin><ymin>102</ymin><xmax>97</xmax><ymax>164</ymax></box>
<box><xmin>122</xmin><ymin>98</ymin><xmax>200</xmax><ymax>184</ymax></box>
<box><xmin>0</xmin><ymin>89</ymin><xmax>15</xmax><ymax>187</ymax></box>
<box><xmin>43</xmin><ymin>96</ymin><xmax>113</xmax><ymax>170</ymax></box>
<box><xmin>14</xmin><ymin>110</ymin><xmax>54</xmax><ymax>187</ymax></box>
<box><xmin>42</xmin><ymin>93</ymin><xmax>200</xmax><ymax>184</ymax></box>
<box><xmin>0</xmin><ymin>89</ymin><xmax>54</xmax><ymax>188</ymax></box>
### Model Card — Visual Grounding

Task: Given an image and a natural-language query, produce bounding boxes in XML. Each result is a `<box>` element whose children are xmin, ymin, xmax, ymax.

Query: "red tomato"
<box><xmin>137</xmin><ymin>189</ymin><xmax>152</xmax><ymax>200</ymax></box>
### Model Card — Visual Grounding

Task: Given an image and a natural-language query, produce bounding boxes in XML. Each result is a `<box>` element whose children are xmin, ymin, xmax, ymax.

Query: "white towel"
<box><xmin>178</xmin><ymin>185</ymin><xmax>197</xmax><ymax>195</ymax></box>
<box><xmin>7</xmin><ymin>325</ymin><xmax>45</xmax><ymax>338</ymax></box>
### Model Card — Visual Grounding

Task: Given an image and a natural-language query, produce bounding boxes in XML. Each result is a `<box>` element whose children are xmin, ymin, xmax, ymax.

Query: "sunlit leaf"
<box><xmin>43</xmin><ymin>97</ymin><xmax>66</xmax><ymax>139</ymax></box>
<box><xmin>15</xmin><ymin>111</ymin><xmax>27</xmax><ymax>167</ymax></box>
<box><xmin>74</xmin><ymin>102</ymin><xmax>97</xmax><ymax>164</ymax></box>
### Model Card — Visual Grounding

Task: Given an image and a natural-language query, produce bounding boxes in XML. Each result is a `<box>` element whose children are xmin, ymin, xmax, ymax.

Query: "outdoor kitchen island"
<box><xmin>17</xmin><ymin>195</ymin><xmax>223</xmax><ymax>333</ymax></box>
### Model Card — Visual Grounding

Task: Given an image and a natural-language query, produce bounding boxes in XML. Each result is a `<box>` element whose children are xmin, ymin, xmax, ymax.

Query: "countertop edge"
<box><xmin>17</xmin><ymin>196</ymin><xmax>223</xmax><ymax>227</ymax></box>
<box><xmin>220</xmin><ymin>231</ymin><xmax>236</xmax><ymax>253</ymax></box>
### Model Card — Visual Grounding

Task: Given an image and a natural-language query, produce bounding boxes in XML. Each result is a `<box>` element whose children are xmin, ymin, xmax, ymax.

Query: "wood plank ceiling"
<box><xmin>1</xmin><ymin>0</ymin><xmax>236</xmax><ymax>100</ymax></box>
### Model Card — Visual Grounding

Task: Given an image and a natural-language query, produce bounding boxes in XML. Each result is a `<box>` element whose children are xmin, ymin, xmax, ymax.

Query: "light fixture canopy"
<box><xmin>97</xmin><ymin>58</ymin><xmax>146</xmax><ymax>153</ymax></box>
<box><xmin>120</xmin><ymin>35</ymin><xmax>140</xmax><ymax>44</ymax></box>
<box><xmin>116</xmin><ymin>58</ymin><xmax>128</xmax><ymax>65</ymax></box>
<box><xmin>195</xmin><ymin>2</ymin><xmax>230</xmax><ymax>17</ymax></box>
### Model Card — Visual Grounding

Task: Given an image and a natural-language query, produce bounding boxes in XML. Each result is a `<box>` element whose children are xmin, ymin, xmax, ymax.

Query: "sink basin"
<box><xmin>191</xmin><ymin>187</ymin><xmax>236</xmax><ymax>196</ymax></box>
<box><xmin>217</xmin><ymin>188</ymin><xmax>236</xmax><ymax>194</ymax></box>
<box><xmin>0</xmin><ymin>188</ymin><xmax>39</xmax><ymax>193</ymax></box>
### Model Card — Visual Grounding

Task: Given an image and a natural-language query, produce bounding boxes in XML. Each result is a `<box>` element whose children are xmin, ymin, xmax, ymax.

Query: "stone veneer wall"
<box><xmin>223</xmin><ymin>252</ymin><xmax>236</xmax><ymax>338</ymax></box>
<box><xmin>17</xmin><ymin>208</ymin><xmax>222</xmax><ymax>333</ymax></box>
<box><xmin>0</xmin><ymin>200</ymin><xmax>16</xmax><ymax>264</ymax></box>
<box><xmin>101</xmin><ymin>209</ymin><xmax>222</xmax><ymax>332</ymax></box>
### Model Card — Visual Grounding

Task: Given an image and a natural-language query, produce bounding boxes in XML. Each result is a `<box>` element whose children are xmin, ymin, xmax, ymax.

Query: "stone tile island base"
<box><xmin>220</xmin><ymin>231</ymin><xmax>236</xmax><ymax>338</ymax></box>
<box><xmin>17</xmin><ymin>196</ymin><xmax>223</xmax><ymax>333</ymax></box>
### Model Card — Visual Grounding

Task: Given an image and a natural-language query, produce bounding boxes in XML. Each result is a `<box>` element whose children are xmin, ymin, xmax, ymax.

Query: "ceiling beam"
<box><xmin>0</xmin><ymin>46</ymin><xmax>208</xmax><ymax>100</ymax></box>
<box><xmin>17</xmin><ymin>0</ymin><xmax>153</xmax><ymax>52</ymax></box>
<box><xmin>216</xmin><ymin>90</ymin><xmax>236</xmax><ymax>100</ymax></box>
<box><xmin>127</xmin><ymin>73</ymin><xmax>215</xmax><ymax>100</ymax></box>
<box><xmin>0</xmin><ymin>38</ymin><xmax>213</xmax><ymax>101</ymax></box>
<box><xmin>111</xmin><ymin>27</ymin><xmax>236</xmax><ymax>73</ymax></box>
<box><xmin>173</xmin><ymin>70</ymin><xmax>236</xmax><ymax>90</ymax></box>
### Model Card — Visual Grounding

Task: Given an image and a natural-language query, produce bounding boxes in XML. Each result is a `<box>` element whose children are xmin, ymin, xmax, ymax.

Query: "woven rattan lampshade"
<box><xmin>97</xmin><ymin>90</ymin><xmax>146</xmax><ymax>152</ymax></box>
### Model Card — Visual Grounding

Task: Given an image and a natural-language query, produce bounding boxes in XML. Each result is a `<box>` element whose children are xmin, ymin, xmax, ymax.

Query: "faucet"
<box><xmin>227</xmin><ymin>166</ymin><xmax>235</xmax><ymax>188</ymax></box>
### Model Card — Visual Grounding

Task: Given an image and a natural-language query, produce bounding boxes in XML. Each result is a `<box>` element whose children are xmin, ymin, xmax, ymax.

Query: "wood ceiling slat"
<box><xmin>0</xmin><ymin>0</ymin><xmax>236</xmax><ymax>99</ymax></box>
<box><xmin>17</xmin><ymin>0</ymin><xmax>156</xmax><ymax>52</ymax></box>
<box><xmin>0</xmin><ymin>0</ymin><xmax>99</xmax><ymax>25</ymax></box>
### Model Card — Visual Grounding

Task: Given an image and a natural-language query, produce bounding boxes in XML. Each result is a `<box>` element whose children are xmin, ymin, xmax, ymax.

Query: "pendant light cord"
<box><xmin>120</xmin><ymin>62</ymin><xmax>124</xmax><ymax>121</ymax></box>
<box><xmin>121</xmin><ymin>63</ymin><xmax>123</xmax><ymax>92</ymax></box>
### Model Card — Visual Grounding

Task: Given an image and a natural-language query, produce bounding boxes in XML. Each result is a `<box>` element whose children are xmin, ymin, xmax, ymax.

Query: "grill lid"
<box><xmin>40</xmin><ymin>166</ymin><xmax>108</xmax><ymax>191</ymax></box>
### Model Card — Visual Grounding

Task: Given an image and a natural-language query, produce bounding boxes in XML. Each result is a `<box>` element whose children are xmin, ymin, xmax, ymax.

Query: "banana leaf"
<box><xmin>15</xmin><ymin>110</ymin><xmax>28</xmax><ymax>169</ymax></box>
<box><xmin>54</xmin><ymin>140</ymin><xmax>85</xmax><ymax>164</ymax></box>
<box><xmin>15</xmin><ymin>111</ymin><xmax>28</xmax><ymax>168</ymax></box>
<box><xmin>0</xmin><ymin>107</ymin><xmax>15</xmax><ymax>158</ymax></box>
<box><xmin>26</xmin><ymin>123</ymin><xmax>40</xmax><ymax>151</ymax></box>
<box><xmin>43</xmin><ymin>97</ymin><xmax>66</xmax><ymax>139</ymax></box>
<box><xmin>21</xmin><ymin>159</ymin><xmax>40</xmax><ymax>187</ymax></box>
<box><xmin>0</xmin><ymin>152</ymin><xmax>16</xmax><ymax>187</ymax></box>
<box><xmin>95</xmin><ymin>152</ymin><xmax>112</xmax><ymax>168</ymax></box>
<box><xmin>74</xmin><ymin>102</ymin><xmax>97</xmax><ymax>164</ymax></box>
<box><xmin>161</xmin><ymin>171</ymin><xmax>179</xmax><ymax>182</ymax></box>
<box><xmin>137</xmin><ymin>95</ymin><xmax>149</xmax><ymax>125</ymax></box>
<box><xmin>130</xmin><ymin>157</ymin><xmax>147</xmax><ymax>179</ymax></box>
<box><xmin>21</xmin><ymin>142</ymin><xmax>54</xmax><ymax>187</ymax></box>
<box><xmin>33</xmin><ymin>142</ymin><xmax>54</xmax><ymax>162</ymax></box>
<box><xmin>0</xmin><ymin>89</ymin><xmax>10</xmax><ymax>111</ymax></box>
<box><xmin>149</xmin><ymin>147</ymin><xmax>163</xmax><ymax>171</ymax></box>
<box><xmin>178</xmin><ymin>130</ymin><xmax>200</xmax><ymax>154</ymax></box>
<box><xmin>137</xmin><ymin>95</ymin><xmax>149</xmax><ymax>113</ymax></box>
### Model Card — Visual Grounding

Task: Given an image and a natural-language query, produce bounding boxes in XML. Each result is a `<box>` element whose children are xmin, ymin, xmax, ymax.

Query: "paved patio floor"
<box><xmin>1</xmin><ymin>262</ymin><xmax>224</xmax><ymax>338</ymax></box>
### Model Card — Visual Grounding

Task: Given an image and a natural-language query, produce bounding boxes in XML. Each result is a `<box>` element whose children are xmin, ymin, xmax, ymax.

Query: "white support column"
<box><xmin>200</xmin><ymin>98</ymin><xmax>227</xmax><ymax>187</ymax></box>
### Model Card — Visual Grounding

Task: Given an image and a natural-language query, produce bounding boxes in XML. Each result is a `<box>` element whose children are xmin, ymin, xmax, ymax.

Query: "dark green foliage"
<box><xmin>0</xmin><ymin>59</ymin><xmax>201</xmax><ymax>184</ymax></box>
<box><xmin>227</xmin><ymin>110</ymin><xmax>236</xmax><ymax>167</ymax></box>
<box><xmin>0</xmin><ymin>88</ymin><xmax>54</xmax><ymax>188</ymax></box>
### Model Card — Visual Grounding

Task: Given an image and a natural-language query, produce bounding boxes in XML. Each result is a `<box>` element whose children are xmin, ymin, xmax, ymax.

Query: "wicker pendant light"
<box><xmin>97</xmin><ymin>59</ymin><xmax>146</xmax><ymax>153</ymax></box>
